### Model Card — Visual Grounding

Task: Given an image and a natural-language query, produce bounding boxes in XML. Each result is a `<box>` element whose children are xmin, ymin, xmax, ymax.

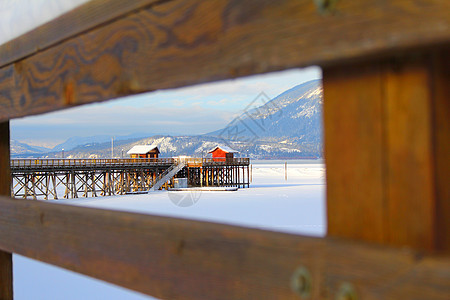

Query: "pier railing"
<box><xmin>180</xmin><ymin>157</ymin><xmax>250</xmax><ymax>166</ymax></box>
<box><xmin>10</xmin><ymin>158</ymin><xmax>175</xmax><ymax>169</ymax></box>
<box><xmin>10</xmin><ymin>157</ymin><xmax>250</xmax><ymax>170</ymax></box>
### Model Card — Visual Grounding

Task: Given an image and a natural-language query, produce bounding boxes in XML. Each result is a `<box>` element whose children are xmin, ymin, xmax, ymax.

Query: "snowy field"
<box><xmin>13</xmin><ymin>160</ymin><xmax>326</xmax><ymax>300</ymax></box>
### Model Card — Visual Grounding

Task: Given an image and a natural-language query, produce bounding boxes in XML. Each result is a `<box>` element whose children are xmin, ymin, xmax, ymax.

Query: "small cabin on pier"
<box><xmin>127</xmin><ymin>145</ymin><xmax>160</xmax><ymax>158</ymax></box>
<box><xmin>208</xmin><ymin>146</ymin><xmax>238</xmax><ymax>162</ymax></box>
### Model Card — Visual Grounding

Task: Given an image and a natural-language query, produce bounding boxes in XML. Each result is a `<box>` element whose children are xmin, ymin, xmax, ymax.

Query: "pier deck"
<box><xmin>11</xmin><ymin>158</ymin><xmax>250</xmax><ymax>199</ymax></box>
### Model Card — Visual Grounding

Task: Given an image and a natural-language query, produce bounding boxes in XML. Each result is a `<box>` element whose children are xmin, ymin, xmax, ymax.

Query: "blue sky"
<box><xmin>11</xmin><ymin>67</ymin><xmax>321</xmax><ymax>147</ymax></box>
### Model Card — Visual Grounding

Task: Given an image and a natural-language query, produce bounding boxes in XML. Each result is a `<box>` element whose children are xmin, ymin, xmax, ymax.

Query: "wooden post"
<box><xmin>231</xmin><ymin>166</ymin><xmax>234</xmax><ymax>187</ymax></box>
<box><xmin>72</xmin><ymin>171</ymin><xmax>78</xmax><ymax>198</ymax></box>
<box><xmin>31</xmin><ymin>176</ymin><xmax>37</xmax><ymax>200</ymax></box>
<box><xmin>284</xmin><ymin>161</ymin><xmax>287</xmax><ymax>181</ymax></box>
<box><xmin>323</xmin><ymin>51</ymin><xmax>449</xmax><ymax>252</ymax></box>
<box><xmin>52</xmin><ymin>174</ymin><xmax>58</xmax><ymax>200</ymax></box>
<box><xmin>91</xmin><ymin>173</ymin><xmax>97</xmax><ymax>197</ymax></box>
<box><xmin>248</xmin><ymin>165</ymin><xmax>250</xmax><ymax>187</ymax></box>
<box><xmin>432</xmin><ymin>49</ymin><xmax>450</xmax><ymax>251</ymax></box>
<box><xmin>45</xmin><ymin>174</ymin><xmax>49</xmax><ymax>200</ymax></box>
<box><xmin>0</xmin><ymin>121</ymin><xmax>13</xmax><ymax>300</ymax></box>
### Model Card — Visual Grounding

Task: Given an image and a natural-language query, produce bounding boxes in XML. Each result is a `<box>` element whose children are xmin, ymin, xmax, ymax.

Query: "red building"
<box><xmin>208</xmin><ymin>146</ymin><xmax>238</xmax><ymax>162</ymax></box>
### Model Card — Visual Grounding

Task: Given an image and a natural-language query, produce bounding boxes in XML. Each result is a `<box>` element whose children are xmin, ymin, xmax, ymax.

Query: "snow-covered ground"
<box><xmin>13</xmin><ymin>160</ymin><xmax>326</xmax><ymax>299</ymax></box>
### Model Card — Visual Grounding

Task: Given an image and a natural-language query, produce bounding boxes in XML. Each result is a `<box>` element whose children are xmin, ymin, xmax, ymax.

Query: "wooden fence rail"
<box><xmin>0</xmin><ymin>195</ymin><xmax>449</xmax><ymax>300</ymax></box>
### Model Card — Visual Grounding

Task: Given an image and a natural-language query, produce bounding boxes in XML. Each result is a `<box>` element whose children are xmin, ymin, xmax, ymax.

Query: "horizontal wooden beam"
<box><xmin>0</xmin><ymin>196</ymin><xmax>449</xmax><ymax>299</ymax></box>
<box><xmin>0</xmin><ymin>0</ymin><xmax>449</xmax><ymax>122</ymax></box>
<box><xmin>0</xmin><ymin>0</ymin><xmax>166</xmax><ymax>68</ymax></box>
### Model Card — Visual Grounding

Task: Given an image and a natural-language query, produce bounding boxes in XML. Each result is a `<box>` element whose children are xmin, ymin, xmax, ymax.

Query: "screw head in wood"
<box><xmin>290</xmin><ymin>266</ymin><xmax>312</xmax><ymax>299</ymax></box>
<box><xmin>314</xmin><ymin>0</ymin><xmax>338</xmax><ymax>15</ymax></box>
<box><xmin>336</xmin><ymin>282</ymin><xmax>358</xmax><ymax>300</ymax></box>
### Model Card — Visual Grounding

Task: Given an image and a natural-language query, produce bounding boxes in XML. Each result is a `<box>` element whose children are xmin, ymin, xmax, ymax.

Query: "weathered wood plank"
<box><xmin>0</xmin><ymin>251</ymin><xmax>12</xmax><ymax>300</ymax></box>
<box><xmin>0</xmin><ymin>195</ymin><xmax>323</xmax><ymax>300</ymax></box>
<box><xmin>0</xmin><ymin>196</ymin><xmax>449</xmax><ymax>299</ymax></box>
<box><xmin>324</xmin><ymin>238</ymin><xmax>450</xmax><ymax>300</ymax></box>
<box><xmin>432</xmin><ymin>49</ymin><xmax>450</xmax><ymax>252</ymax></box>
<box><xmin>324</xmin><ymin>54</ymin><xmax>450</xmax><ymax>252</ymax></box>
<box><xmin>323</xmin><ymin>63</ymin><xmax>385</xmax><ymax>243</ymax></box>
<box><xmin>0</xmin><ymin>122</ymin><xmax>10</xmax><ymax>195</ymax></box>
<box><xmin>0</xmin><ymin>0</ymin><xmax>166</xmax><ymax>68</ymax></box>
<box><xmin>0</xmin><ymin>121</ymin><xmax>12</xmax><ymax>300</ymax></box>
<box><xmin>0</xmin><ymin>0</ymin><xmax>449</xmax><ymax>122</ymax></box>
<box><xmin>384</xmin><ymin>57</ymin><xmax>436</xmax><ymax>251</ymax></box>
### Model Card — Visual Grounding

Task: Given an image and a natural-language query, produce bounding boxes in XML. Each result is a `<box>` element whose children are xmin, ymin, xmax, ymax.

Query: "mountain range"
<box><xmin>11</xmin><ymin>80</ymin><xmax>323</xmax><ymax>159</ymax></box>
<box><xmin>10</xmin><ymin>139</ymin><xmax>52</xmax><ymax>155</ymax></box>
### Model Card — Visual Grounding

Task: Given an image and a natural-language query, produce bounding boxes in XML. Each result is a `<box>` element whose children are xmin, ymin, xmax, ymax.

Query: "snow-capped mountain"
<box><xmin>11</xmin><ymin>80</ymin><xmax>323</xmax><ymax>159</ymax></box>
<box><xmin>29</xmin><ymin>135</ymin><xmax>319</xmax><ymax>160</ymax></box>
<box><xmin>10</xmin><ymin>139</ymin><xmax>51</xmax><ymax>155</ymax></box>
<box><xmin>210</xmin><ymin>79</ymin><xmax>322</xmax><ymax>145</ymax></box>
<box><xmin>51</xmin><ymin>132</ymin><xmax>152</xmax><ymax>152</ymax></box>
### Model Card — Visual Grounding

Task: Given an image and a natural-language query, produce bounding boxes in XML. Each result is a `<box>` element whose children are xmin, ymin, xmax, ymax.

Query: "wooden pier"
<box><xmin>10</xmin><ymin>158</ymin><xmax>250</xmax><ymax>200</ymax></box>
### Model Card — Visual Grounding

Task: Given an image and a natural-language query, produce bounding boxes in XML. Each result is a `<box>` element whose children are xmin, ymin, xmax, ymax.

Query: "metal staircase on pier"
<box><xmin>149</xmin><ymin>160</ymin><xmax>187</xmax><ymax>191</ymax></box>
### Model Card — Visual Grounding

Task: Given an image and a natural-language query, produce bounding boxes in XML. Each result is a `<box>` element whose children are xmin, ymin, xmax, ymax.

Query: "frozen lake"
<box><xmin>14</xmin><ymin>160</ymin><xmax>326</xmax><ymax>299</ymax></box>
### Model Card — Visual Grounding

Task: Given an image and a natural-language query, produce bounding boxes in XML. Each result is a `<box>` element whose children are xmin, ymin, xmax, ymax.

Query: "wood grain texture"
<box><xmin>432</xmin><ymin>49</ymin><xmax>450</xmax><ymax>252</ymax></box>
<box><xmin>324</xmin><ymin>55</ymin><xmax>450</xmax><ymax>252</ymax></box>
<box><xmin>384</xmin><ymin>58</ymin><xmax>436</xmax><ymax>250</ymax></box>
<box><xmin>0</xmin><ymin>196</ymin><xmax>449</xmax><ymax>300</ymax></box>
<box><xmin>323</xmin><ymin>64</ymin><xmax>385</xmax><ymax>244</ymax></box>
<box><xmin>0</xmin><ymin>251</ymin><xmax>12</xmax><ymax>300</ymax></box>
<box><xmin>0</xmin><ymin>122</ymin><xmax>10</xmax><ymax>195</ymax></box>
<box><xmin>0</xmin><ymin>0</ymin><xmax>166</xmax><ymax>68</ymax></box>
<box><xmin>0</xmin><ymin>122</ymin><xmax>12</xmax><ymax>300</ymax></box>
<box><xmin>0</xmin><ymin>0</ymin><xmax>449</xmax><ymax>122</ymax></box>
